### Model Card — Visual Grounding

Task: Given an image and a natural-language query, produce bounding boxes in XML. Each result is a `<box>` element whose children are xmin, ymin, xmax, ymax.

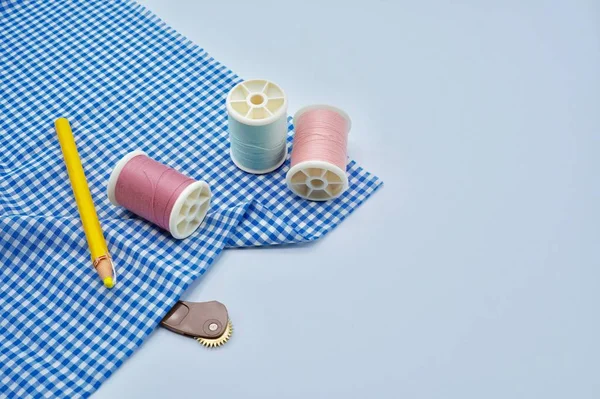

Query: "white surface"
<box><xmin>95</xmin><ymin>0</ymin><xmax>600</xmax><ymax>398</ymax></box>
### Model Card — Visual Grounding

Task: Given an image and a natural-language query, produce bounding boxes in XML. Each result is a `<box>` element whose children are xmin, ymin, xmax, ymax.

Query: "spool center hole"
<box><xmin>250</xmin><ymin>94</ymin><xmax>264</xmax><ymax>105</ymax></box>
<box><xmin>310</xmin><ymin>178</ymin><xmax>325</xmax><ymax>189</ymax></box>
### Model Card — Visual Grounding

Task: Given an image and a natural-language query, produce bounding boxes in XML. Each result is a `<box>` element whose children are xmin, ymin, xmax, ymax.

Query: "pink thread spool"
<box><xmin>107</xmin><ymin>150</ymin><xmax>211</xmax><ymax>239</ymax></box>
<box><xmin>286</xmin><ymin>105</ymin><xmax>351</xmax><ymax>201</ymax></box>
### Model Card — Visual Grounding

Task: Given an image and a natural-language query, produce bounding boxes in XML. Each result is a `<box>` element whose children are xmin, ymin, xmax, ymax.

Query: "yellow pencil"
<box><xmin>55</xmin><ymin>118</ymin><xmax>115</xmax><ymax>288</ymax></box>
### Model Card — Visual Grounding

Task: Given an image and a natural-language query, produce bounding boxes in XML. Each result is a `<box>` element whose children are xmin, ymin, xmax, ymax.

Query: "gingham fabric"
<box><xmin>0</xmin><ymin>0</ymin><xmax>382</xmax><ymax>397</ymax></box>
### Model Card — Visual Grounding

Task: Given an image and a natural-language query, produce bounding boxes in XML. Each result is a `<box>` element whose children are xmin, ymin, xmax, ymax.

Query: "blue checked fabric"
<box><xmin>0</xmin><ymin>0</ymin><xmax>383</xmax><ymax>397</ymax></box>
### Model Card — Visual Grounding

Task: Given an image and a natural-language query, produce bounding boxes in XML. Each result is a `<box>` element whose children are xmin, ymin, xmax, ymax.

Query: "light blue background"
<box><xmin>96</xmin><ymin>0</ymin><xmax>599</xmax><ymax>398</ymax></box>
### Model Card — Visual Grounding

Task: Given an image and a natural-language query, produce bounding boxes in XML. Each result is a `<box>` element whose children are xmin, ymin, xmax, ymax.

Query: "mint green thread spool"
<box><xmin>226</xmin><ymin>79</ymin><xmax>288</xmax><ymax>174</ymax></box>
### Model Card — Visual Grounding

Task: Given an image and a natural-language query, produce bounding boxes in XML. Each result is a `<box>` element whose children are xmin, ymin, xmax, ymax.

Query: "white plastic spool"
<box><xmin>107</xmin><ymin>150</ymin><xmax>212</xmax><ymax>239</ymax></box>
<box><xmin>226</xmin><ymin>79</ymin><xmax>288</xmax><ymax>174</ymax></box>
<box><xmin>286</xmin><ymin>105</ymin><xmax>352</xmax><ymax>201</ymax></box>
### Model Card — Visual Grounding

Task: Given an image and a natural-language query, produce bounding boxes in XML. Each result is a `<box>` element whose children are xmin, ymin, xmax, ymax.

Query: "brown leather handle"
<box><xmin>160</xmin><ymin>300</ymin><xmax>229</xmax><ymax>339</ymax></box>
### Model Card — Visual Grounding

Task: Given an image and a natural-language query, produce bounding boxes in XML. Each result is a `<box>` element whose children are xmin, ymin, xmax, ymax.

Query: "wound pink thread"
<box><xmin>115</xmin><ymin>155</ymin><xmax>195</xmax><ymax>232</ymax></box>
<box><xmin>290</xmin><ymin>108</ymin><xmax>349</xmax><ymax>170</ymax></box>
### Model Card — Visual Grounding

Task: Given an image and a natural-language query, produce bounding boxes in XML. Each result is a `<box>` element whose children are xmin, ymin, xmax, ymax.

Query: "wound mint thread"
<box><xmin>226</xmin><ymin>79</ymin><xmax>288</xmax><ymax>174</ymax></box>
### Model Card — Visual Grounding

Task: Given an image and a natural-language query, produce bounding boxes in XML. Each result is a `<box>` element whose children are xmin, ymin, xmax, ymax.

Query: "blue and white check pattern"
<box><xmin>0</xmin><ymin>0</ymin><xmax>382</xmax><ymax>397</ymax></box>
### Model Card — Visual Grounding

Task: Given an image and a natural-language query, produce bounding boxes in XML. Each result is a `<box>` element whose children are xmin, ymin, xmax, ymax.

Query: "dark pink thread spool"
<box><xmin>107</xmin><ymin>150</ymin><xmax>211</xmax><ymax>239</ymax></box>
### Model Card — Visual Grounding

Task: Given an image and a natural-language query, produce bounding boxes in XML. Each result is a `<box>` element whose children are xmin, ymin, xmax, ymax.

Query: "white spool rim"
<box><xmin>293</xmin><ymin>104</ymin><xmax>352</xmax><ymax>132</ymax></box>
<box><xmin>229</xmin><ymin>147</ymin><xmax>287</xmax><ymax>175</ymax></box>
<box><xmin>107</xmin><ymin>149</ymin><xmax>147</xmax><ymax>206</ymax></box>
<box><xmin>226</xmin><ymin>79</ymin><xmax>288</xmax><ymax>127</ymax></box>
<box><xmin>286</xmin><ymin>160</ymin><xmax>349</xmax><ymax>201</ymax></box>
<box><xmin>168</xmin><ymin>181</ymin><xmax>212</xmax><ymax>239</ymax></box>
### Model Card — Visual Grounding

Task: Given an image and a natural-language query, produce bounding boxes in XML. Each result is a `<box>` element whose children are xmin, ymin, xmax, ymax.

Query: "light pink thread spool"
<box><xmin>286</xmin><ymin>105</ymin><xmax>351</xmax><ymax>201</ymax></box>
<box><xmin>107</xmin><ymin>150</ymin><xmax>211</xmax><ymax>239</ymax></box>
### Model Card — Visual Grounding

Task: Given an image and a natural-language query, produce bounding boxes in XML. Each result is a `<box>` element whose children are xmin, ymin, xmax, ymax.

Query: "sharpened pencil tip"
<box><xmin>103</xmin><ymin>276</ymin><xmax>114</xmax><ymax>289</ymax></box>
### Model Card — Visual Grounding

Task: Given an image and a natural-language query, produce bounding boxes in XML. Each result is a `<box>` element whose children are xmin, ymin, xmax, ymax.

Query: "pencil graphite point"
<box><xmin>103</xmin><ymin>276</ymin><xmax>114</xmax><ymax>289</ymax></box>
